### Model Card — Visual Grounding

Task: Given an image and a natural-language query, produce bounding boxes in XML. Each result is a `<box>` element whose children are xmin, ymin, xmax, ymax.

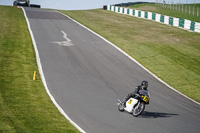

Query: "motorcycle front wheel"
<box><xmin>118</xmin><ymin>104</ymin><xmax>124</xmax><ymax>112</ymax></box>
<box><xmin>132</xmin><ymin>102</ymin><xmax>145</xmax><ymax>117</ymax></box>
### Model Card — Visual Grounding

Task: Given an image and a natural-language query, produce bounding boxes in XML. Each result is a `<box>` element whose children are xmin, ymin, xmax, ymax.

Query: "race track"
<box><xmin>24</xmin><ymin>7</ymin><xmax>200</xmax><ymax>133</ymax></box>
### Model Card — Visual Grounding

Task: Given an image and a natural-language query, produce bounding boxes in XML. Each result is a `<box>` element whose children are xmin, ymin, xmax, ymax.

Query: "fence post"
<box><xmin>182</xmin><ymin>4</ymin><xmax>183</xmax><ymax>12</ymax></box>
<box><xmin>189</xmin><ymin>6</ymin><xmax>191</xmax><ymax>14</ymax></box>
<box><xmin>185</xmin><ymin>5</ymin><xmax>187</xmax><ymax>14</ymax></box>
<box><xmin>193</xmin><ymin>6</ymin><xmax>195</xmax><ymax>16</ymax></box>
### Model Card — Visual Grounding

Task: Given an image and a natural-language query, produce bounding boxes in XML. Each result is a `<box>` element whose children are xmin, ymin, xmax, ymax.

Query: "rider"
<box><xmin>122</xmin><ymin>80</ymin><xmax>148</xmax><ymax>107</ymax></box>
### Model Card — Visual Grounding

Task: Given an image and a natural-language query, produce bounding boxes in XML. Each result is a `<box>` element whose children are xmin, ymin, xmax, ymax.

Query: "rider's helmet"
<box><xmin>141</xmin><ymin>80</ymin><xmax>148</xmax><ymax>90</ymax></box>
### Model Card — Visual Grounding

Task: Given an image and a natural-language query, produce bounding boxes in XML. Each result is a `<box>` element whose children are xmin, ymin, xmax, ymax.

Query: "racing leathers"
<box><xmin>122</xmin><ymin>85</ymin><xmax>147</xmax><ymax>106</ymax></box>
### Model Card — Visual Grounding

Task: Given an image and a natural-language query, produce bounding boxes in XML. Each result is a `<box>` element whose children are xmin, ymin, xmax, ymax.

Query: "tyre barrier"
<box><xmin>105</xmin><ymin>5</ymin><xmax>200</xmax><ymax>34</ymax></box>
<box><xmin>30</xmin><ymin>4</ymin><xmax>41</xmax><ymax>8</ymax></box>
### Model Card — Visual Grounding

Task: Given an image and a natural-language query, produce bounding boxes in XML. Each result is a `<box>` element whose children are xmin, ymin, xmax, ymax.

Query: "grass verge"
<box><xmin>128</xmin><ymin>3</ymin><xmax>200</xmax><ymax>22</ymax></box>
<box><xmin>0</xmin><ymin>5</ymin><xmax>80</xmax><ymax>133</ymax></box>
<box><xmin>59</xmin><ymin>9</ymin><xmax>200</xmax><ymax>102</ymax></box>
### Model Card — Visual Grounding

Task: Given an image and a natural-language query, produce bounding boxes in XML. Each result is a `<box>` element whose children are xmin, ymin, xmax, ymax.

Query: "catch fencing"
<box><xmin>107</xmin><ymin>5</ymin><xmax>200</xmax><ymax>33</ymax></box>
<box><xmin>156</xmin><ymin>0</ymin><xmax>200</xmax><ymax>17</ymax></box>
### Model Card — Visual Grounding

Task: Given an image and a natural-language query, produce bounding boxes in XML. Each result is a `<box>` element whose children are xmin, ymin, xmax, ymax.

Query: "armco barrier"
<box><xmin>107</xmin><ymin>5</ymin><xmax>200</xmax><ymax>34</ymax></box>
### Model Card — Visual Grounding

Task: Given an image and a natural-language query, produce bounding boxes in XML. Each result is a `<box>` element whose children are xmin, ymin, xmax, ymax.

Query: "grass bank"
<box><xmin>60</xmin><ymin>9</ymin><xmax>200</xmax><ymax>102</ymax></box>
<box><xmin>0</xmin><ymin>5</ymin><xmax>80</xmax><ymax>132</ymax></box>
<box><xmin>128</xmin><ymin>3</ymin><xmax>200</xmax><ymax>22</ymax></box>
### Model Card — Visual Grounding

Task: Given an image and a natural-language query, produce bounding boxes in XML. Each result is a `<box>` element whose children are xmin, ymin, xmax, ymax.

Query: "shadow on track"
<box><xmin>139</xmin><ymin>111</ymin><xmax>178</xmax><ymax>118</ymax></box>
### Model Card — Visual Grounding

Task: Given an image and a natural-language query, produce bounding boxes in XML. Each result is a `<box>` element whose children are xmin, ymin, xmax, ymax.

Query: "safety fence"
<box><xmin>107</xmin><ymin>5</ymin><xmax>200</xmax><ymax>33</ymax></box>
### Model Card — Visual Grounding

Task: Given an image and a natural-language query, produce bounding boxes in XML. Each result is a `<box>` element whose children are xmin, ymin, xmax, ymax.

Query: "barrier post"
<box><xmin>33</xmin><ymin>71</ymin><xmax>36</xmax><ymax>80</ymax></box>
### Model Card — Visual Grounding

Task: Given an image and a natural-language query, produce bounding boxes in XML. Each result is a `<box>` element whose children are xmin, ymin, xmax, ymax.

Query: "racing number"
<box><xmin>143</xmin><ymin>96</ymin><xmax>149</xmax><ymax>103</ymax></box>
<box><xmin>128</xmin><ymin>99</ymin><xmax>133</xmax><ymax>104</ymax></box>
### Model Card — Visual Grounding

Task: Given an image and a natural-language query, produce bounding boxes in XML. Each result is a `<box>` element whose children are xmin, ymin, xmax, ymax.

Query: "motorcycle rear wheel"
<box><xmin>132</xmin><ymin>102</ymin><xmax>145</xmax><ymax>117</ymax></box>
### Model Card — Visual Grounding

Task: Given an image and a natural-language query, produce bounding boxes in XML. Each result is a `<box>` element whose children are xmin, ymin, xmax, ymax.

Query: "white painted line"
<box><xmin>58</xmin><ymin>11</ymin><xmax>200</xmax><ymax>106</ymax></box>
<box><xmin>21</xmin><ymin>7</ymin><xmax>86</xmax><ymax>133</ymax></box>
<box><xmin>61</xmin><ymin>30</ymin><xmax>71</xmax><ymax>42</ymax></box>
<box><xmin>52</xmin><ymin>31</ymin><xmax>74</xmax><ymax>46</ymax></box>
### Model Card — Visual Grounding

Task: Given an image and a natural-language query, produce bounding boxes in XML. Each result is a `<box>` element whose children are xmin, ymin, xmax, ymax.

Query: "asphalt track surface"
<box><xmin>24</xmin><ymin>7</ymin><xmax>200</xmax><ymax>133</ymax></box>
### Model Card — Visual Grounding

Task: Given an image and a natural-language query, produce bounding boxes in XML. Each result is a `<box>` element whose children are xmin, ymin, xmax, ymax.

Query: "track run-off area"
<box><xmin>23</xmin><ymin>7</ymin><xmax>200</xmax><ymax>133</ymax></box>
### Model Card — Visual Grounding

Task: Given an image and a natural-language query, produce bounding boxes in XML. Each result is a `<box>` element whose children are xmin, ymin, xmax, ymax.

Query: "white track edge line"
<box><xmin>21</xmin><ymin>7</ymin><xmax>86</xmax><ymax>133</ymax></box>
<box><xmin>58</xmin><ymin>11</ymin><xmax>200</xmax><ymax>106</ymax></box>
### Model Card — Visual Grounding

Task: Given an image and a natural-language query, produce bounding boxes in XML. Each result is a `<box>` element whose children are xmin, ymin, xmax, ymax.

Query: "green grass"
<box><xmin>127</xmin><ymin>3</ymin><xmax>200</xmax><ymax>22</ymax></box>
<box><xmin>0</xmin><ymin>4</ymin><xmax>199</xmax><ymax>132</ymax></box>
<box><xmin>59</xmin><ymin>9</ymin><xmax>200</xmax><ymax>102</ymax></box>
<box><xmin>0</xmin><ymin>5</ymin><xmax>80</xmax><ymax>133</ymax></box>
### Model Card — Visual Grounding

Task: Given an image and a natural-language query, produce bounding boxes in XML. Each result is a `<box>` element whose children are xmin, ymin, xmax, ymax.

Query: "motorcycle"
<box><xmin>117</xmin><ymin>89</ymin><xmax>150</xmax><ymax>117</ymax></box>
